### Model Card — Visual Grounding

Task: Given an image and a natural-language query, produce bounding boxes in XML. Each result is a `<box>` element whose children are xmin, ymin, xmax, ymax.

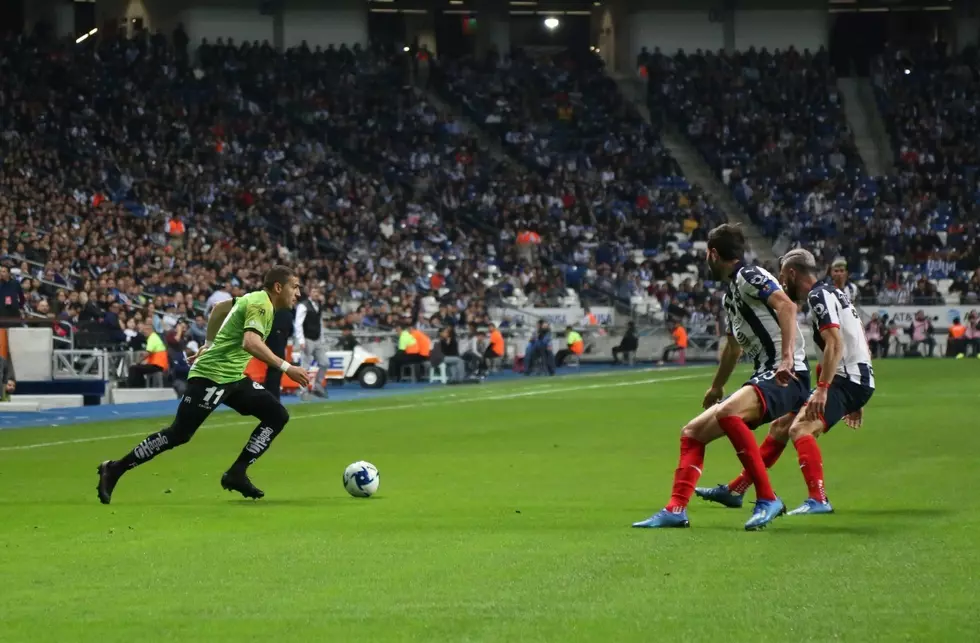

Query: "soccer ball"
<box><xmin>343</xmin><ymin>461</ymin><xmax>380</xmax><ymax>498</ymax></box>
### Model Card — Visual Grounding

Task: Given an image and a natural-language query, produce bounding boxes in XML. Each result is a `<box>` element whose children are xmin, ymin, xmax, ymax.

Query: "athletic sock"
<box><xmin>793</xmin><ymin>434</ymin><xmax>827</xmax><ymax>502</ymax></box>
<box><xmin>718</xmin><ymin>416</ymin><xmax>776</xmax><ymax>501</ymax></box>
<box><xmin>115</xmin><ymin>429</ymin><xmax>178</xmax><ymax>471</ymax></box>
<box><xmin>666</xmin><ymin>436</ymin><xmax>706</xmax><ymax>512</ymax></box>
<box><xmin>727</xmin><ymin>435</ymin><xmax>787</xmax><ymax>494</ymax></box>
<box><xmin>229</xmin><ymin>422</ymin><xmax>285</xmax><ymax>473</ymax></box>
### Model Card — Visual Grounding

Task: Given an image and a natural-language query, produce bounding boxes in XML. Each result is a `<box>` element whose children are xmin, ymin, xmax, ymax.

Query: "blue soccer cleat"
<box><xmin>695</xmin><ymin>484</ymin><xmax>744</xmax><ymax>509</ymax></box>
<box><xmin>632</xmin><ymin>508</ymin><xmax>690</xmax><ymax>529</ymax></box>
<box><xmin>787</xmin><ymin>498</ymin><xmax>834</xmax><ymax>516</ymax></box>
<box><xmin>744</xmin><ymin>497</ymin><xmax>786</xmax><ymax>531</ymax></box>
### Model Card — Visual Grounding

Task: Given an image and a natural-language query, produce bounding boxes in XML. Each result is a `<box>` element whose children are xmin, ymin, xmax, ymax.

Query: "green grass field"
<box><xmin>1</xmin><ymin>361</ymin><xmax>978</xmax><ymax>642</ymax></box>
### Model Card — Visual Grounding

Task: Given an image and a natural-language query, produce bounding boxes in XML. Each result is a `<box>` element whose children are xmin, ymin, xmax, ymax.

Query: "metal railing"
<box><xmin>51</xmin><ymin>349</ymin><xmax>139</xmax><ymax>381</ymax></box>
<box><xmin>52</xmin><ymin>349</ymin><xmax>107</xmax><ymax>380</ymax></box>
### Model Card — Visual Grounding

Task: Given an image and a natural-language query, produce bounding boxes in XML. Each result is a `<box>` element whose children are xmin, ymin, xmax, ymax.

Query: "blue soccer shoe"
<box><xmin>744</xmin><ymin>497</ymin><xmax>786</xmax><ymax>531</ymax></box>
<box><xmin>695</xmin><ymin>484</ymin><xmax>744</xmax><ymax>509</ymax></box>
<box><xmin>787</xmin><ymin>498</ymin><xmax>834</xmax><ymax>516</ymax></box>
<box><xmin>632</xmin><ymin>508</ymin><xmax>690</xmax><ymax>529</ymax></box>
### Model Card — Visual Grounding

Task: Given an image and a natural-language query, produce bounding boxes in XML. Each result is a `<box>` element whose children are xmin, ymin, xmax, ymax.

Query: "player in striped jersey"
<box><xmin>696</xmin><ymin>249</ymin><xmax>875</xmax><ymax>516</ymax></box>
<box><xmin>633</xmin><ymin>224</ymin><xmax>810</xmax><ymax>532</ymax></box>
<box><xmin>828</xmin><ymin>258</ymin><xmax>860</xmax><ymax>303</ymax></box>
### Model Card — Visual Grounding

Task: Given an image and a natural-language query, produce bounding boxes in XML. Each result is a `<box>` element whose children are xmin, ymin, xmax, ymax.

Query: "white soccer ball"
<box><xmin>343</xmin><ymin>461</ymin><xmax>380</xmax><ymax>498</ymax></box>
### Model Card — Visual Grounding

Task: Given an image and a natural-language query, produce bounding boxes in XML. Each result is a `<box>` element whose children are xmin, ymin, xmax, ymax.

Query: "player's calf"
<box><xmin>226</xmin><ymin>396</ymin><xmax>289</xmax><ymax>484</ymax></box>
<box><xmin>787</xmin><ymin>416</ymin><xmax>833</xmax><ymax>515</ymax></box>
<box><xmin>96</xmin><ymin>423</ymin><xmax>196</xmax><ymax>504</ymax></box>
<box><xmin>713</xmin><ymin>413</ymin><xmax>793</xmax><ymax>501</ymax></box>
<box><xmin>714</xmin><ymin>387</ymin><xmax>777</xmax><ymax>503</ymax></box>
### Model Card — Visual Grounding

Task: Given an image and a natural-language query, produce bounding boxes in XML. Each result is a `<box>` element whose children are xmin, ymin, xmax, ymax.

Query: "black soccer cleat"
<box><xmin>97</xmin><ymin>460</ymin><xmax>123</xmax><ymax>505</ymax></box>
<box><xmin>221</xmin><ymin>470</ymin><xmax>265</xmax><ymax>500</ymax></box>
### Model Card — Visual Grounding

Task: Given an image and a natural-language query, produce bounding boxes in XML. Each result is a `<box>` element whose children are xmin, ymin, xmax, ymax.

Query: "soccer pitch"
<box><xmin>0</xmin><ymin>361</ymin><xmax>977</xmax><ymax>642</ymax></box>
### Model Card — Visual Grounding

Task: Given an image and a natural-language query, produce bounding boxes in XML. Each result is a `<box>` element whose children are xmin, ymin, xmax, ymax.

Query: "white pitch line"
<box><xmin>0</xmin><ymin>372</ymin><xmax>705</xmax><ymax>452</ymax></box>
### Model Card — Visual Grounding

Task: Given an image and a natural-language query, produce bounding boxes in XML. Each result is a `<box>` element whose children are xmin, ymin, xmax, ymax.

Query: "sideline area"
<box><xmin>0</xmin><ymin>364</ymin><xmax>704</xmax><ymax>431</ymax></box>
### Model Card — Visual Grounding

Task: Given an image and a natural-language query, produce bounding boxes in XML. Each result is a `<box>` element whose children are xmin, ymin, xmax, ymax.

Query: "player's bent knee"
<box><xmin>789</xmin><ymin>419</ymin><xmax>823</xmax><ymax>442</ymax></box>
<box><xmin>680</xmin><ymin>408</ymin><xmax>722</xmax><ymax>443</ymax></box>
<box><xmin>769</xmin><ymin>414</ymin><xmax>794</xmax><ymax>442</ymax></box>
<box><xmin>274</xmin><ymin>404</ymin><xmax>290</xmax><ymax>427</ymax></box>
<box><xmin>164</xmin><ymin>424</ymin><xmax>193</xmax><ymax>446</ymax></box>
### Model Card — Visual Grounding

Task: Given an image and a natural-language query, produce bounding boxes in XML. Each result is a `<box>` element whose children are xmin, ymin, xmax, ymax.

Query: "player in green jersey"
<box><xmin>97</xmin><ymin>266</ymin><xmax>310</xmax><ymax>503</ymax></box>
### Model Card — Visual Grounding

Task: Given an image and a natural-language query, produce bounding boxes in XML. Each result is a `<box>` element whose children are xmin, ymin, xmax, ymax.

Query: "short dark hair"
<box><xmin>707</xmin><ymin>224</ymin><xmax>746</xmax><ymax>261</ymax></box>
<box><xmin>263</xmin><ymin>265</ymin><xmax>295</xmax><ymax>290</ymax></box>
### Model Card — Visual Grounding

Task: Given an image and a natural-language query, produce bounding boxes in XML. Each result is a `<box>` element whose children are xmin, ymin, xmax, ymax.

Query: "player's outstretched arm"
<box><xmin>705</xmin><ymin>335</ymin><xmax>742</xmax><ymax>407</ymax></box>
<box><xmin>242</xmin><ymin>331</ymin><xmax>310</xmax><ymax>388</ymax></box>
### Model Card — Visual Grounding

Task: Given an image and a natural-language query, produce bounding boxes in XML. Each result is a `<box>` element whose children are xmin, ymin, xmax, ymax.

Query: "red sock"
<box><xmin>727</xmin><ymin>436</ymin><xmax>787</xmax><ymax>494</ymax></box>
<box><xmin>666</xmin><ymin>436</ymin><xmax>705</xmax><ymax>512</ymax></box>
<box><xmin>794</xmin><ymin>434</ymin><xmax>827</xmax><ymax>502</ymax></box>
<box><xmin>718</xmin><ymin>416</ymin><xmax>776</xmax><ymax>501</ymax></box>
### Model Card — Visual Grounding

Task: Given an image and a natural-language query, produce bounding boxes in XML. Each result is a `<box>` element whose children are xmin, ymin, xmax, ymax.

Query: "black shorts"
<box><xmin>173</xmin><ymin>376</ymin><xmax>285</xmax><ymax>435</ymax></box>
<box><xmin>815</xmin><ymin>375</ymin><xmax>875</xmax><ymax>431</ymax></box>
<box><xmin>744</xmin><ymin>369</ymin><xmax>812</xmax><ymax>426</ymax></box>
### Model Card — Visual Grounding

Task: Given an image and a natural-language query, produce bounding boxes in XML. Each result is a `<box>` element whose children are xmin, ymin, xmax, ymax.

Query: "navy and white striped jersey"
<box><xmin>823</xmin><ymin>277</ymin><xmax>859</xmax><ymax>302</ymax></box>
<box><xmin>808</xmin><ymin>283</ymin><xmax>875</xmax><ymax>389</ymax></box>
<box><xmin>722</xmin><ymin>264</ymin><xmax>808</xmax><ymax>375</ymax></box>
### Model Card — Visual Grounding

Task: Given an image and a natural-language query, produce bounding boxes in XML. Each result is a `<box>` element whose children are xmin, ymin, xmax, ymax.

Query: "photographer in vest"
<box><xmin>293</xmin><ymin>287</ymin><xmax>329</xmax><ymax>398</ymax></box>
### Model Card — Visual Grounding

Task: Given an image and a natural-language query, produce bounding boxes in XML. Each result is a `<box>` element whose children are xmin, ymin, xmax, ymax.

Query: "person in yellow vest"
<box><xmin>388</xmin><ymin>321</ymin><xmax>426</xmax><ymax>382</ymax></box>
<box><xmin>127</xmin><ymin>321</ymin><xmax>169</xmax><ymax>387</ymax></box>
<box><xmin>556</xmin><ymin>325</ymin><xmax>585</xmax><ymax>366</ymax></box>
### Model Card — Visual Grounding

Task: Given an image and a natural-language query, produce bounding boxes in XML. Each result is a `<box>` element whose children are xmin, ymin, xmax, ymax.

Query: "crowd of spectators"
<box><xmin>642</xmin><ymin>43</ymin><xmax>980</xmax><ymax>306</ymax></box>
<box><xmin>433</xmin><ymin>49</ymin><xmax>727</xmax><ymax>323</ymax></box>
<box><xmin>0</xmin><ymin>31</ymin><xmax>729</xmax><ymax>357</ymax></box>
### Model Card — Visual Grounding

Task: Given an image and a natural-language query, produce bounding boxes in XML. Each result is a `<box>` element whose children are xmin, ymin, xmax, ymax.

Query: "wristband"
<box><xmin>279</xmin><ymin>360</ymin><xmax>291</xmax><ymax>372</ymax></box>
<box><xmin>817</xmin><ymin>381</ymin><xmax>831</xmax><ymax>390</ymax></box>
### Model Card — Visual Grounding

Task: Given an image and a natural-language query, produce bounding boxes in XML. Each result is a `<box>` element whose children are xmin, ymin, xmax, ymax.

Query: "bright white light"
<box><xmin>594</xmin><ymin>47</ymin><xmax>600</xmax><ymax>53</ymax></box>
<box><xmin>403</xmin><ymin>46</ymin><xmax>411</xmax><ymax>52</ymax></box>
<box><xmin>75</xmin><ymin>28</ymin><xmax>98</xmax><ymax>44</ymax></box>
<box><xmin>904</xmin><ymin>68</ymin><xmax>911</xmax><ymax>75</ymax></box>
<box><xmin>543</xmin><ymin>17</ymin><xmax>560</xmax><ymax>30</ymax></box>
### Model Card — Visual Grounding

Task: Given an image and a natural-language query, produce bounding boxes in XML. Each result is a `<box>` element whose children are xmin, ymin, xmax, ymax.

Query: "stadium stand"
<box><xmin>1</xmin><ymin>34</ymin><xmax>729</xmax><ymax>365</ymax></box>
<box><xmin>644</xmin><ymin>44</ymin><xmax>980</xmax><ymax>307</ymax></box>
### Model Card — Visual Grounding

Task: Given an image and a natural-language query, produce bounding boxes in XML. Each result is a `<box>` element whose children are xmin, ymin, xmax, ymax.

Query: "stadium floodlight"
<box><xmin>543</xmin><ymin>17</ymin><xmax>560</xmax><ymax>30</ymax></box>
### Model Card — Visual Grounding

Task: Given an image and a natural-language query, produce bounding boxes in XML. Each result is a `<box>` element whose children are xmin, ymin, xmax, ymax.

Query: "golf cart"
<box><xmin>317</xmin><ymin>345</ymin><xmax>387</xmax><ymax>389</ymax></box>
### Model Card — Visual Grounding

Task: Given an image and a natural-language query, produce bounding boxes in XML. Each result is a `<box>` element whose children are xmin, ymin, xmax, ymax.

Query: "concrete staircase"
<box><xmin>838</xmin><ymin>77</ymin><xmax>894</xmax><ymax>177</ymax></box>
<box><xmin>612</xmin><ymin>74</ymin><xmax>778</xmax><ymax>266</ymax></box>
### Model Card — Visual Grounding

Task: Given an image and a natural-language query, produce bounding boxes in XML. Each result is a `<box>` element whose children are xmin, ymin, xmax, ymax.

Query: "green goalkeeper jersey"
<box><xmin>190</xmin><ymin>290</ymin><xmax>275</xmax><ymax>384</ymax></box>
